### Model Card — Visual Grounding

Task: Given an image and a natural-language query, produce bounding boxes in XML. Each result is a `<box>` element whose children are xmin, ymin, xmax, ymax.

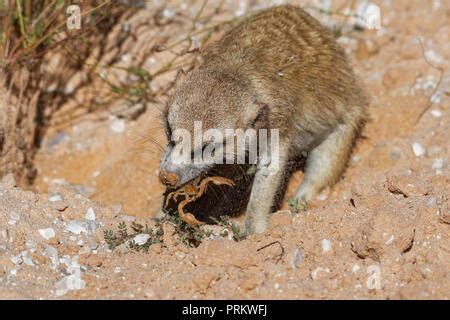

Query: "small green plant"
<box><xmin>161</xmin><ymin>213</ymin><xmax>211</xmax><ymax>248</ymax></box>
<box><xmin>104</xmin><ymin>212</ymin><xmax>246</xmax><ymax>253</ymax></box>
<box><xmin>214</xmin><ymin>216</ymin><xmax>245</xmax><ymax>242</ymax></box>
<box><xmin>103</xmin><ymin>221</ymin><xmax>162</xmax><ymax>253</ymax></box>
<box><xmin>287</xmin><ymin>198</ymin><xmax>308</xmax><ymax>213</ymax></box>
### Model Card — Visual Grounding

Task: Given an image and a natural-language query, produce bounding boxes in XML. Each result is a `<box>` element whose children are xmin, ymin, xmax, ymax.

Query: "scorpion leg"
<box><xmin>178</xmin><ymin>198</ymin><xmax>204</xmax><ymax>225</ymax></box>
<box><xmin>196</xmin><ymin>177</ymin><xmax>235</xmax><ymax>198</ymax></box>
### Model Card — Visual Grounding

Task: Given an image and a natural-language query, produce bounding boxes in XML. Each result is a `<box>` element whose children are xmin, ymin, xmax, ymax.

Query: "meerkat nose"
<box><xmin>159</xmin><ymin>170</ymin><xmax>179</xmax><ymax>187</ymax></box>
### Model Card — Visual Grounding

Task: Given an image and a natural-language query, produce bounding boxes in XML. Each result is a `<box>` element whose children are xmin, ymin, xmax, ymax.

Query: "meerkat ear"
<box><xmin>174</xmin><ymin>69</ymin><xmax>187</xmax><ymax>85</ymax></box>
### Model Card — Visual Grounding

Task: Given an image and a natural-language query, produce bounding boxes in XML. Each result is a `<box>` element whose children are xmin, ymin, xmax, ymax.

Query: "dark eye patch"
<box><xmin>190</xmin><ymin>142</ymin><xmax>209</xmax><ymax>161</ymax></box>
<box><xmin>164</xmin><ymin>118</ymin><xmax>172</xmax><ymax>139</ymax></box>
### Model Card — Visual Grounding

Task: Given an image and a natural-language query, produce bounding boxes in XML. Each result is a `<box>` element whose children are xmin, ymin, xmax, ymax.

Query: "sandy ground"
<box><xmin>1</xmin><ymin>0</ymin><xmax>449</xmax><ymax>299</ymax></box>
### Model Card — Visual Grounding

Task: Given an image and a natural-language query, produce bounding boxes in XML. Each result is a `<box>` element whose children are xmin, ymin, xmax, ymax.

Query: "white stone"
<box><xmin>385</xmin><ymin>235</ymin><xmax>395</xmax><ymax>245</ymax></box>
<box><xmin>55</xmin><ymin>272</ymin><xmax>86</xmax><ymax>297</ymax></box>
<box><xmin>65</xmin><ymin>221</ymin><xmax>89</xmax><ymax>235</ymax></box>
<box><xmin>162</xmin><ymin>8</ymin><xmax>175</xmax><ymax>18</ymax></box>
<box><xmin>109</xmin><ymin>118</ymin><xmax>125</xmax><ymax>133</ymax></box>
<box><xmin>39</xmin><ymin>228</ymin><xmax>56</xmax><ymax>240</ymax></box>
<box><xmin>85</xmin><ymin>207</ymin><xmax>96</xmax><ymax>221</ymax></box>
<box><xmin>291</xmin><ymin>248</ymin><xmax>303</xmax><ymax>269</ymax></box>
<box><xmin>49</xmin><ymin>194</ymin><xmax>63</xmax><ymax>202</ymax></box>
<box><xmin>311</xmin><ymin>267</ymin><xmax>330</xmax><ymax>280</ymax></box>
<box><xmin>8</xmin><ymin>211</ymin><xmax>20</xmax><ymax>226</ymax></box>
<box><xmin>321</xmin><ymin>239</ymin><xmax>332</xmax><ymax>253</ymax></box>
<box><xmin>11</xmin><ymin>255</ymin><xmax>22</xmax><ymax>265</ymax></box>
<box><xmin>431</xmin><ymin>109</ymin><xmax>442</xmax><ymax>118</ymax></box>
<box><xmin>412</xmin><ymin>143</ymin><xmax>425</xmax><ymax>157</ymax></box>
<box><xmin>352</xmin><ymin>265</ymin><xmax>361</xmax><ymax>273</ymax></box>
<box><xmin>432</xmin><ymin>158</ymin><xmax>445</xmax><ymax>170</ymax></box>
<box><xmin>132</xmin><ymin>234</ymin><xmax>150</xmax><ymax>246</ymax></box>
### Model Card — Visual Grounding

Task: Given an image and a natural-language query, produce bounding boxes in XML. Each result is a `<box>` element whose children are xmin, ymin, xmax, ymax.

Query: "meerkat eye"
<box><xmin>165</xmin><ymin>119</ymin><xmax>172</xmax><ymax>139</ymax></box>
<box><xmin>190</xmin><ymin>143</ymin><xmax>209</xmax><ymax>161</ymax></box>
<box><xmin>250</xmin><ymin>103</ymin><xmax>269</xmax><ymax>128</ymax></box>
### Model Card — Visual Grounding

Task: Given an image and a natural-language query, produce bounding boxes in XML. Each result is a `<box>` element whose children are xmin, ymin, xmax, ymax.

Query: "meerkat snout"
<box><xmin>159</xmin><ymin>170</ymin><xmax>179</xmax><ymax>187</ymax></box>
<box><xmin>160</xmin><ymin>5</ymin><xmax>368</xmax><ymax>234</ymax></box>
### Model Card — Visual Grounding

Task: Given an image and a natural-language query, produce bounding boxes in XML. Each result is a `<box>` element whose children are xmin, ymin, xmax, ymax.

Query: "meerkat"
<box><xmin>159</xmin><ymin>5</ymin><xmax>368</xmax><ymax>234</ymax></box>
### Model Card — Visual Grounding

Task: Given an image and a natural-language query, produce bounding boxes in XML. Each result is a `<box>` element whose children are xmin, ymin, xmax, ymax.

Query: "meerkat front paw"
<box><xmin>244</xmin><ymin>214</ymin><xmax>269</xmax><ymax>235</ymax></box>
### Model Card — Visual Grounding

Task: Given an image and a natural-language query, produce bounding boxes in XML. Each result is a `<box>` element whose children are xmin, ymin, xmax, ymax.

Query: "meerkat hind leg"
<box><xmin>296</xmin><ymin>122</ymin><xmax>356</xmax><ymax>202</ymax></box>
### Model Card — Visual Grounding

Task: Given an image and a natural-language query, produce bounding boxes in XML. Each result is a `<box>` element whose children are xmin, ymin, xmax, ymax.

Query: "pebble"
<box><xmin>11</xmin><ymin>255</ymin><xmax>22</xmax><ymax>265</ymax></box>
<box><xmin>321</xmin><ymin>239</ymin><xmax>332</xmax><ymax>254</ymax></box>
<box><xmin>65</xmin><ymin>221</ymin><xmax>88</xmax><ymax>235</ymax></box>
<box><xmin>109</xmin><ymin>118</ymin><xmax>126</xmax><ymax>133</ymax></box>
<box><xmin>132</xmin><ymin>234</ymin><xmax>150</xmax><ymax>246</ymax></box>
<box><xmin>60</xmin><ymin>256</ymin><xmax>82</xmax><ymax>275</ymax></box>
<box><xmin>311</xmin><ymin>267</ymin><xmax>330</xmax><ymax>281</ymax></box>
<box><xmin>65</xmin><ymin>220</ymin><xmax>97</xmax><ymax>235</ymax></box>
<box><xmin>8</xmin><ymin>211</ymin><xmax>20</xmax><ymax>226</ymax></box>
<box><xmin>85</xmin><ymin>207</ymin><xmax>96</xmax><ymax>221</ymax></box>
<box><xmin>55</xmin><ymin>271</ymin><xmax>86</xmax><ymax>296</ymax></box>
<box><xmin>39</xmin><ymin>228</ymin><xmax>56</xmax><ymax>240</ymax></box>
<box><xmin>412</xmin><ymin>143</ymin><xmax>426</xmax><ymax>157</ymax></box>
<box><xmin>430</xmin><ymin>109</ymin><xmax>442</xmax><ymax>118</ymax></box>
<box><xmin>120</xmin><ymin>215</ymin><xmax>135</xmax><ymax>222</ymax></box>
<box><xmin>432</xmin><ymin>158</ymin><xmax>445</xmax><ymax>170</ymax></box>
<box><xmin>292</xmin><ymin>248</ymin><xmax>303</xmax><ymax>269</ymax></box>
<box><xmin>352</xmin><ymin>265</ymin><xmax>361</xmax><ymax>273</ymax></box>
<box><xmin>162</xmin><ymin>7</ymin><xmax>175</xmax><ymax>18</ymax></box>
<box><xmin>49</xmin><ymin>194</ymin><xmax>63</xmax><ymax>202</ymax></box>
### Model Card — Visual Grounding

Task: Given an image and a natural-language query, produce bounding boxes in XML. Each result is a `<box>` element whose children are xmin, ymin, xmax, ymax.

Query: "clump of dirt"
<box><xmin>1</xmin><ymin>0</ymin><xmax>449</xmax><ymax>299</ymax></box>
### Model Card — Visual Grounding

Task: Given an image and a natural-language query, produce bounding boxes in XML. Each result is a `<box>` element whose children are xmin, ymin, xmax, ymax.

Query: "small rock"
<box><xmin>132</xmin><ymin>234</ymin><xmax>150</xmax><ymax>246</ymax></box>
<box><xmin>412</xmin><ymin>143</ymin><xmax>425</xmax><ymax>157</ymax></box>
<box><xmin>385</xmin><ymin>175</ymin><xmax>429</xmax><ymax>197</ymax></box>
<box><xmin>65</xmin><ymin>221</ymin><xmax>88</xmax><ymax>235</ymax></box>
<box><xmin>321</xmin><ymin>239</ymin><xmax>332</xmax><ymax>254</ymax></box>
<box><xmin>351</xmin><ymin>212</ymin><xmax>416</xmax><ymax>260</ymax></box>
<box><xmin>85</xmin><ymin>207</ymin><xmax>96</xmax><ymax>221</ymax></box>
<box><xmin>8</xmin><ymin>211</ymin><xmax>20</xmax><ymax>225</ymax></box>
<box><xmin>432</xmin><ymin>158</ymin><xmax>445</xmax><ymax>170</ymax></box>
<box><xmin>49</xmin><ymin>194</ymin><xmax>63</xmax><ymax>202</ymax></box>
<box><xmin>352</xmin><ymin>265</ymin><xmax>361</xmax><ymax>273</ymax></box>
<box><xmin>311</xmin><ymin>267</ymin><xmax>330</xmax><ymax>281</ymax></box>
<box><xmin>291</xmin><ymin>248</ymin><xmax>303</xmax><ymax>269</ymax></box>
<box><xmin>431</xmin><ymin>109</ymin><xmax>442</xmax><ymax>118</ymax></box>
<box><xmin>39</xmin><ymin>228</ymin><xmax>56</xmax><ymax>240</ymax></box>
<box><xmin>55</xmin><ymin>272</ymin><xmax>86</xmax><ymax>296</ymax></box>
<box><xmin>162</xmin><ymin>7</ymin><xmax>175</xmax><ymax>18</ymax></box>
<box><xmin>109</xmin><ymin>118</ymin><xmax>126</xmax><ymax>133</ymax></box>
<box><xmin>11</xmin><ymin>255</ymin><xmax>22</xmax><ymax>265</ymax></box>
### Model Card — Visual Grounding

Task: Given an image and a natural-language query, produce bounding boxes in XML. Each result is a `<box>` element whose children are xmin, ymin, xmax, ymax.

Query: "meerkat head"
<box><xmin>159</xmin><ymin>68</ymin><xmax>269</xmax><ymax>188</ymax></box>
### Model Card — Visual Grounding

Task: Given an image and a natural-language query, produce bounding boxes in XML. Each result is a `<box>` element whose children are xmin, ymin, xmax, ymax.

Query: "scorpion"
<box><xmin>164</xmin><ymin>176</ymin><xmax>235</xmax><ymax>225</ymax></box>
